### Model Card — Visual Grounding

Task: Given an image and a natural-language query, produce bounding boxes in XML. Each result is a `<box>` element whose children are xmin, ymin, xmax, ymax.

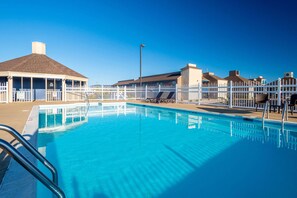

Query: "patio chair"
<box><xmin>255</xmin><ymin>94</ymin><xmax>269</xmax><ymax>112</ymax></box>
<box><xmin>160</xmin><ymin>92</ymin><xmax>175</xmax><ymax>103</ymax></box>
<box><xmin>145</xmin><ymin>92</ymin><xmax>164</xmax><ymax>103</ymax></box>
<box><xmin>288</xmin><ymin>94</ymin><xmax>297</xmax><ymax>115</ymax></box>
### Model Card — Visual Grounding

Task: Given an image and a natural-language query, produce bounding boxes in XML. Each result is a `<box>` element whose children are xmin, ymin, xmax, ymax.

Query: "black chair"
<box><xmin>160</xmin><ymin>92</ymin><xmax>175</xmax><ymax>103</ymax></box>
<box><xmin>255</xmin><ymin>94</ymin><xmax>269</xmax><ymax>112</ymax></box>
<box><xmin>145</xmin><ymin>92</ymin><xmax>164</xmax><ymax>103</ymax></box>
<box><xmin>288</xmin><ymin>94</ymin><xmax>297</xmax><ymax>115</ymax></box>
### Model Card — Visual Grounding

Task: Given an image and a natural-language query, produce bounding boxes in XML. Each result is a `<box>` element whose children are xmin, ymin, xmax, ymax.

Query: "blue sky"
<box><xmin>0</xmin><ymin>0</ymin><xmax>296</xmax><ymax>84</ymax></box>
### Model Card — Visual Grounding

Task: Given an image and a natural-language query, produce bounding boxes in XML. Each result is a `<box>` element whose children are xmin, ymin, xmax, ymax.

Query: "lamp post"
<box><xmin>140</xmin><ymin>44</ymin><xmax>145</xmax><ymax>87</ymax></box>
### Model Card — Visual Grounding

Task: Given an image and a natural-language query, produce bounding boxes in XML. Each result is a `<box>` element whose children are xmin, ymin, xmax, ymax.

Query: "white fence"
<box><xmin>0</xmin><ymin>82</ymin><xmax>8</xmax><ymax>103</ymax></box>
<box><xmin>196</xmin><ymin>78</ymin><xmax>297</xmax><ymax>109</ymax></box>
<box><xmin>64</xmin><ymin>78</ymin><xmax>297</xmax><ymax>110</ymax></box>
<box><xmin>2</xmin><ymin>78</ymin><xmax>297</xmax><ymax>111</ymax></box>
<box><xmin>47</xmin><ymin>90</ymin><xmax>62</xmax><ymax>101</ymax></box>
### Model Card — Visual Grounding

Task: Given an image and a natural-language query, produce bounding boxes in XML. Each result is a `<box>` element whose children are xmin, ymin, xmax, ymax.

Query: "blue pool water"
<box><xmin>37</xmin><ymin>103</ymin><xmax>297</xmax><ymax>198</ymax></box>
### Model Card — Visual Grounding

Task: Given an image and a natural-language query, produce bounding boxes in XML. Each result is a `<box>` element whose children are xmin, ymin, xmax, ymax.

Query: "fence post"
<box><xmin>229</xmin><ymin>81</ymin><xmax>233</xmax><ymax>108</ymax></box>
<box><xmin>145</xmin><ymin>85</ymin><xmax>147</xmax><ymax>99</ymax></box>
<box><xmin>135</xmin><ymin>85</ymin><xmax>137</xmax><ymax>100</ymax></box>
<box><xmin>198</xmin><ymin>83</ymin><xmax>201</xmax><ymax>105</ymax></box>
<box><xmin>101</xmin><ymin>85</ymin><xmax>104</xmax><ymax>101</ymax></box>
<box><xmin>277</xmin><ymin>78</ymin><xmax>281</xmax><ymax>106</ymax></box>
<box><xmin>175</xmin><ymin>84</ymin><xmax>178</xmax><ymax>103</ymax></box>
<box><xmin>124</xmin><ymin>86</ymin><xmax>127</xmax><ymax>100</ymax></box>
<box><xmin>116</xmin><ymin>86</ymin><xmax>119</xmax><ymax>100</ymax></box>
<box><xmin>30</xmin><ymin>77</ymin><xmax>33</xmax><ymax>102</ymax></box>
<box><xmin>5</xmin><ymin>82</ymin><xmax>8</xmax><ymax>103</ymax></box>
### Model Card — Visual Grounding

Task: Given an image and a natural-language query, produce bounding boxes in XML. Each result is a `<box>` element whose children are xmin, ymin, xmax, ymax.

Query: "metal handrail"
<box><xmin>0</xmin><ymin>139</ymin><xmax>65</xmax><ymax>198</ymax></box>
<box><xmin>262</xmin><ymin>101</ymin><xmax>270</xmax><ymax>120</ymax></box>
<box><xmin>282</xmin><ymin>100</ymin><xmax>289</xmax><ymax>123</ymax></box>
<box><xmin>85</xmin><ymin>91</ymin><xmax>90</xmax><ymax>106</ymax></box>
<box><xmin>0</xmin><ymin>124</ymin><xmax>58</xmax><ymax>185</ymax></box>
<box><xmin>262</xmin><ymin>101</ymin><xmax>270</xmax><ymax>129</ymax></box>
<box><xmin>85</xmin><ymin>91</ymin><xmax>90</xmax><ymax>117</ymax></box>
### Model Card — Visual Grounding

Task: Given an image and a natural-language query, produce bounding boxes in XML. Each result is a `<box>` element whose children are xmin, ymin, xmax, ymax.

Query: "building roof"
<box><xmin>115</xmin><ymin>79</ymin><xmax>135</xmax><ymax>86</ymax></box>
<box><xmin>114</xmin><ymin>71</ymin><xmax>181</xmax><ymax>86</ymax></box>
<box><xmin>0</xmin><ymin>54</ymin><xmax>87</xmax><ymax>78</ymax></box>
<box><xmin>203</xmin><ymin>72</ymin><xmax>226</xmax><ymax>82</ymax></box>
<box><xmin>224</xmin><ymin>75</ymin><xmax>250</xmax><ymax>83</ymax></box>
<box><xmin>267</xmin><ymin>77</ymin><xmax>297</xmax><ymax>85</ymax></box>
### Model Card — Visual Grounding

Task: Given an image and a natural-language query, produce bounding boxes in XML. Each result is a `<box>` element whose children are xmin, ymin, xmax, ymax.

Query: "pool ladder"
<box><xmin>0</xmin><ymin>124</ymin><xmax>65</xmax><ymax>198</ymax></box>
<box><xmin>84</xmin><ymin>91</ymin><xmax>90</xmax><ymax>117</ymax></box>
<box><xmin>282</xmin><ymin>100</ymin><xmax>289</xmax><ymax>123</ymax></box>
<box><xmin>262</xmin><ymin>101</ymin><xmax>270</xmax><ymax>126</ymax></box>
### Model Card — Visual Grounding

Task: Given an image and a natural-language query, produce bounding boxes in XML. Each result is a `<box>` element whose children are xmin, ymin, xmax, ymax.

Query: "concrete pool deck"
<box><xmin>0</xmin><ymin>100</ymin><xmax>297</xmax><ymax>186</ymax></box>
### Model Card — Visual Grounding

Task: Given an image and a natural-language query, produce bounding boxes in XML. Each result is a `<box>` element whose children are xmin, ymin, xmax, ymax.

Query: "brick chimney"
<box><xmin>229</xmin><ymin>70</ymin><xmax>239</xmax><ymax>76</ymax></box>
<box><xmin>204</xmin><ymin>72</ymin><xmax>215</xmax><ymax>76</ymax></box>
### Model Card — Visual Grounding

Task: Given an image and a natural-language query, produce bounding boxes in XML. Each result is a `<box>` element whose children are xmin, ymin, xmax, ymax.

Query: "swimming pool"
<box><xmin>37</xmin><ymin>103</ymin><xmax>297</xmax><ymax>198</ymax></box>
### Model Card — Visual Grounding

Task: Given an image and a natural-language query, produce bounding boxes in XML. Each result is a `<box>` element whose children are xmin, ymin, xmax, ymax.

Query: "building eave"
<box><xmin>0</xmin><ymin>71</ymin><xmax>88</xmax><ymax>81</ymax></box>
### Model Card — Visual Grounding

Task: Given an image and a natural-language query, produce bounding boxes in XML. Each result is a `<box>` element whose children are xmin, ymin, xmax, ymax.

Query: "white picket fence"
<box><xmin>0</xmin><ymin>82</ymin><xmax>8</xmax><ymax>103</ymax></box>
<box><xmin>1</xmin><ymin>78</ymin><xmax>297</xmax><ymax>111</ymax></box>
<box><xmin>64</xmin><ymin>78</ymin><xmax>297</xmax><ymax>110</ymax></box>
<box><xmin>196</xmin><ymin>78</ymin><xmax>297</xmax><ymax>109</ymax></box>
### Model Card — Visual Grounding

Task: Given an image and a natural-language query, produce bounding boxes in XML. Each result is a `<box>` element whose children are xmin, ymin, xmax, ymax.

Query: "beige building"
<box><xmin>115</xmin><ymin>63</ymin><xmax>203</xmax><ymax>101</ymax></box>
<box><xmin>225</xmin><ymin>70</ymin><xmax>256</xmax><ymax>100</ymax></box>
<box><xmin>203</xmin><ymin>72</ymin><xmax>228</xmax><ymax>99</ymax></box>
<box><xmin>0</xmin><ymin>42</ymin><xmax>88</xmax><ymax>102</ymax></box>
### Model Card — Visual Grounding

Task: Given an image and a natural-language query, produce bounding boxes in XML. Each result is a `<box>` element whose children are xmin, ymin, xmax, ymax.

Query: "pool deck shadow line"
<box><xmin>196</xmin><ymin>107</ymin><xmax>254</xmax><ymax>114</ymax></box>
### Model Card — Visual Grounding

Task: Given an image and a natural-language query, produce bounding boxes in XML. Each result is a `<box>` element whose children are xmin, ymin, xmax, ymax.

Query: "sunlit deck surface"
<box><xmin>0</xmin><ymin>100</ymin><xmax>296</xmax><ymax>184</ymax></box>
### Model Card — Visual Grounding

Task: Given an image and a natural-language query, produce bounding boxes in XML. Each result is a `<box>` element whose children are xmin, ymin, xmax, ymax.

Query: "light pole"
<box><xmin>140</xmin><ymin>44</ymin><xmax>145</xmax><ymax>87</ymax></box>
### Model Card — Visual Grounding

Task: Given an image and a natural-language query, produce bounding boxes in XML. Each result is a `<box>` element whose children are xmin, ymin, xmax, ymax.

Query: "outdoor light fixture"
<box><xmin>140</xmin><ymin>44</ymin><xmax>145</xmax><ymax>87</ymax></box>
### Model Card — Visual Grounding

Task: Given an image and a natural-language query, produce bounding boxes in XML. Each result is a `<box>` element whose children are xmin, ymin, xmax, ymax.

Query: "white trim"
<box><xmin>0</xmin><ymin>71</ymin><xmax>88</xmax><ymax>82</ymax></box>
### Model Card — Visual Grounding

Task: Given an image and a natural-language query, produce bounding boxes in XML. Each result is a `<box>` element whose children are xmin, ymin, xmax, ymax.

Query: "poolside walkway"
<box><xmin>0</xmin><ymin>100</ymin><xmax>296</xmax><ymax>184</ymax></box>
<box><xmin>0</xmin><ymin>101</ymin><xmax>71</xmax><ymax>183</ymax></box>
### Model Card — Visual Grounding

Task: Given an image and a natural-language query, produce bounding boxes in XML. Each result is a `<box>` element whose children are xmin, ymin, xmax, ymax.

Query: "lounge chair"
<box><xmin>160</xmin><ymin>92</ymin><xmax>175</xmax><ymax>103</ymax></box>
<box><xmin>288</xmin><ymin>94</ymin><xmax>297</xmax><ymax>115</ymax></box>
<box><xmin>145</xmin><ymin>92</ymin><xmax>164</xmax><ymax>103</ymax></box>
<box><xmin>255</xmin><ymin>94</ymin><xmax>269</xmax><ymax>112</ymax></box>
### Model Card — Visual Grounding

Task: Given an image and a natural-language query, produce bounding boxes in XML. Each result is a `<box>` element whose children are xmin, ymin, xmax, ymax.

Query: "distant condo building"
<box><xmin>114</xmin><ymin>64</ymin><xmax>279</xmax><ymax>101</ymax></box>
<box><xmin>114</xmin><ymin>66</ymin><xmax>267</xmax><ymax>87</ymax></box>
<box><xmin>115</xmin><ymin>63</ymin><xmax>204</xmax><ymax>88</ymax></box>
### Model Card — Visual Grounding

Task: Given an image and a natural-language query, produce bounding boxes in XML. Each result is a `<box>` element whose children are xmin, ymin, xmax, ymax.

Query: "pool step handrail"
<box><xmin>0</xmin><ymin>139</ymin><xmax>65</xmax><ymax>198</ymax></box>
<box><xmin>282</xmin><ymin>100</ymin><xmax>289</xmax><ymax>123</ymax></box>
<box><xmin>0</xmin><ymin>124</ymin><xmax>59</xmax><ymax>185</ymax></box>
<box><xmin>262</xmin><ymin>100</ymin><xmax>270</xmax><ymax>121</ymax></box>
<box><xmin>85</xmin><ymin>90</ymin><xmax>90</xmax><ymax>106</ymax></box>
<box><xmin>84</xmin><ymin>91</ymin><xmax>90</xmax><ymax>116</ymax></box>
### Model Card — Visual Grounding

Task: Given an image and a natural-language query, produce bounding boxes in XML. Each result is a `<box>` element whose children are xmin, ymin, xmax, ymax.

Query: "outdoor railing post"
<box><xmin>135</xmin><ymin>85</ymin><xmax>137</xmax><ymax>100</ymax></box>
<box><xmin>229</xmin><ymin>81</ymin><xmax>233</xmax><ymax>108</ymax></box>
<box><xmin>277</xmin><ymin>78</ymin><xmax>281</xmax><ymax>106</ymax></box>
<box><xmin>145</xmin><ymin>85</ymin><xmax>147</xmax><ymax>100</ymax></box>
<box><xmin>6</xmin><ymin>82</ymin><xmax>8</xmax><ymax>103</ymax></box>
<box><xmin>158</xmin><ymin>84</ymin><xmax>161</xmax><ymax>93</ymax></box>
<box><xmin>101</xmin><ymin>85</ymin><xmax>104</xmax><ymax>101</ymax></box>
<box><xmin>62</xmin><ymin>79</ymin><xmax>66</xmax><ymax>102</ymax></box>
<box><xmin>124</xmin><ymin>86</ymin><xmax>127</xmax><ymax>100</ymax></box>
<box><xmin>175</xmin><ymin>84</ymin><xmax>178</xmax><ymax>103</ymax></box>
<box><xmin>116</xmin><ymin>86</ymin><xmax>119</xmax><ymax>101</ymax></box>
<box><xmin>198</xmin><ymin>83</ymin><xmax>201</xmax><ymax>105</ymax></box>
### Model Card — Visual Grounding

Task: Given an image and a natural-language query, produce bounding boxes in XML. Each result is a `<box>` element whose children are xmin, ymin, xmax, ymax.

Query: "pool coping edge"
<box><xmin>127</xmin><ymin>102</ymin><xmax>297</xmax><ymax>127</ymax></box>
